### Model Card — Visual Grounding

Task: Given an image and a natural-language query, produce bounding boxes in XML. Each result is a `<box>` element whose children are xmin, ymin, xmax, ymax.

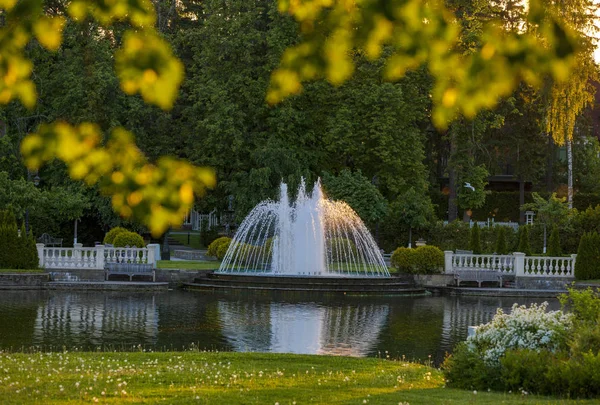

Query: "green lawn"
<box><xmin>0</xmin><ymin>268</ymin><xmax>44</xmax><ymax>273</ymax></box>
<box><xmin>157</xmin><ymin>260</ymin><xmax>220</xmax><ymax>270</ymax></box>
<box><xmin>0</xmin><ymin>351</ymin><xmax>593</xmax><ymax>404</ymax></box>
<box><xmin>576</xmin><ymin>280</ymin><xmax>600</xmax><ymax>285</ymax></box>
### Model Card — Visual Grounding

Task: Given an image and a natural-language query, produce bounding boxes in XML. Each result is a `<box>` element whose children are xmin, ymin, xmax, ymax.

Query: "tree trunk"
<box><xmin>519</xmin><ymin>178</ymin><xmax>525</xmax><ymax>224</ymax></box>
<box><xmin>567</xmin><ymin>135</ymin><xmax>573</xmax><ymax>209</ymax></box>
<box><xmin>448</xmin><ymin>168</ymin><xmax>458</xmax><ymax>222</ymax></box>
<box><xmin>448</xmin><ymin>133</ymin><xmax>458</xmax><ymax>222</ymax></box>
<box><xmin>546</xmin><ymin>133</ymin><xmax>554</xmax><ymax>193</ymax></box>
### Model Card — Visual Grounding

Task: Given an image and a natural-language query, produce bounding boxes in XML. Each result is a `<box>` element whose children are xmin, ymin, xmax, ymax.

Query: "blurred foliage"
<box><xmin>21</xmin><ymin>123</ymin><xmax>215</xmax><ymax>236</ymax></box>
<box><xmin>269</xmin><ymin>0</ymin><xmax>579</xmax><ymax>127</ymax></box>
<box><xmin>0</xmin><ymin>0</ymin><xmax>207</xmax><ymax>236</ymax></box>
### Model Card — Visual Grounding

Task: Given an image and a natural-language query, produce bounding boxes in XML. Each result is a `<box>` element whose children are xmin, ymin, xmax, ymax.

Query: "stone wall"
<box><xmin>0</xmin><ymin>273</ymin><xmax>49</xmax><ymax>287</ymax></box>
<box><xmin>413</xmin><ymin>274</ymin><xmax>455</xmax><ymax>287</ymax></box>
<box><xmin>47</xmin><ymin>269</ymin><xmax>106</xmax><ymax>282</ymax></box>
<box><xmin>515</xmin><ymin>277</ymin><xmax>574</xmax><ymax>290</ymax></box>
<box><xmin>155</xmin><ymin>269</ymin><xmax>213</xmax><ymax>287</ymax></box>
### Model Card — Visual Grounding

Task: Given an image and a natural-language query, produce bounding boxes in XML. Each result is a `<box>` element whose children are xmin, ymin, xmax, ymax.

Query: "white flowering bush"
<box><xmin>466</xmin><ymin>302</ymin><xmax>573</xmax><ymax>366</ymax></box>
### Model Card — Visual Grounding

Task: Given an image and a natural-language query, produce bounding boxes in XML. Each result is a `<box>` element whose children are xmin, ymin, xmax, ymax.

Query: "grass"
<box><xmin>157</xmin><ymin>260</ymin><xmax>220</xmax><ymax>270</ymax></box>
<box><xmin>169</xmin><ymin>232</ymin><xmax>204</xmax><ymax>249</ymax></box>
<box><xmin>576</xmin><ymin>279</ymin><xmax>600</xmax><ymax>285</ymax></box>
<box><xmin>0</xmin><ymin>268</ymin><xmax>44</xmax><ymax>273</ymax></box>
<box><xmin>0</xmin><ymin>351</ymin><xmax>593</xmax><ymax>404</ymax></box>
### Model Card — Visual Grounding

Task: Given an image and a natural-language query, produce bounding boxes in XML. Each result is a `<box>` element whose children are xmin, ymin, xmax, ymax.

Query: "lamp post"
<box><xmin>25</xmin><ymin>170</ymin><xmax>40</xmax><ymax>234</ymax></box>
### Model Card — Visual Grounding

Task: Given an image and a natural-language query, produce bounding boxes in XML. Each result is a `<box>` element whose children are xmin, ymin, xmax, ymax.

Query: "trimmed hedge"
<box><xmin>103</xmin><ymin>227</ymin><xmax>129</xmax><ymax>245</ymax></box>
<box><xmin>391</xmin><ymin>247</ymin><xmax>414</xmax><ymax>272</ymax></box>
<box><xmin>113</xmin><ymin>231</ymin><xmax>145</xmax><ymax>248</ymax></box>
<box><xmin>391</xmin><ymin>245</ymin><xmax>443</xmax><ymax>274</ymax></box>
<box><xmin>412</xmin><ymin>246</ymin><xmax>444</xmax><ymax>274</ymax></box>
<box><xmin>216</xmin><ymin>240</ymin><xmax>231</xmax><ymax>260</ymax></box>
<box><xmin>207</xmin><ymin>237</ymin><xmax>232</xmax><ymax>259</ymax></box>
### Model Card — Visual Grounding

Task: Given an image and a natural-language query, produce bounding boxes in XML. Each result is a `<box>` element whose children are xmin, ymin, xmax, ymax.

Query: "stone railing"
<box><xmin>522</xmin><ymin>255</ymin><xmax>577</xmax><ymax>278</ymax></box>
<box><xmin>37</xmin><ymin>243</ymin><xmax>159</xmax><ymax>270</ymax></box>
<box><xmin>448</xmin><ymin>253</ymin><xmax>515</xmax><ymax>274</ymax></box>
<box><xmin>445</xmin><ymin>251</ymin><xmax>576</xmax><ymax>279</ymax></box>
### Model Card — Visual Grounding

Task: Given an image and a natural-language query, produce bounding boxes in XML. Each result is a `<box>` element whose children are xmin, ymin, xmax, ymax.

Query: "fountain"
<box><xmin>187</xmin><ymin>179</ymin><xmax>424</xmax><ymax>294</ymax></box>
<box><xmin>218</xmin><ymin>178</ymin><xmax>389</xmax><ymax>277</ymax></box>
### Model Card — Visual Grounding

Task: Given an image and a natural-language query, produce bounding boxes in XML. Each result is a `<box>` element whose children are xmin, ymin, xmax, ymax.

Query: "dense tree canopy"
<box><xmin>0</xmin><ymin>0</ymin><xmax>598</xmax><ymax>247</ymax></box>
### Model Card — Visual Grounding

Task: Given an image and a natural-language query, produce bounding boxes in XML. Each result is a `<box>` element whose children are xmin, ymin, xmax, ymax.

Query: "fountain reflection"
<box><xmin>218</xmin><ymin>300</ymin><xmax>389</xmax><ymax>356</ymax></box>
<box><xmin>0</xmin><ymin>290</ymin><xmax>561</xmax><ymax>365</ymax></box>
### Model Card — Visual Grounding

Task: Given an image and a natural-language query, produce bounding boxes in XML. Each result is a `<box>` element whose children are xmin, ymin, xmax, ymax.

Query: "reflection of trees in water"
<box><xmin>1</xmin><ymin>291</ymin><xmax>562</xmax><ymax>357</ymax></box>
<box><xmin>33</xmin><ymin>293</ymin><xmax>159</xmax><ymax>348</ymax></box>
<box><xmin>218</xmin><ymin>301</ymin><xmax>389</xmax><ymax>356</ymax></box>
<box><xmin>154</xmin><ymin>293</ymin><xmax>233</xmax><ymax>351</ymax></box>
<box><xmin>0</xmin><ymin>291</ymin><xmax>48</xmax><ymax>348</ymax></box>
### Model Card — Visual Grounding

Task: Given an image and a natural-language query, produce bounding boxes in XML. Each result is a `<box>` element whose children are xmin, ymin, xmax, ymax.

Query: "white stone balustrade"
<box><xmin>521</xmin><ymin>255</ymin><xmax>577</xmax><ymax>277</ymax></box>
<box><xmin>450</xmin><ymin>253</ymin><xmax>515</xmax><ymax>274</ymax></box>
<box><xmin>445</xmin><ymin>251</ymin><xmax>576</xmax><ymax>279</ymax></box>
<box><xmin>37</xmin><ymin>244</ymin><xmax>159</xmax><ymax>270</ymax></box>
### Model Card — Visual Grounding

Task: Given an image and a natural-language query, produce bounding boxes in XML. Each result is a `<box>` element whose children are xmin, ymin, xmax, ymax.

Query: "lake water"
<box><xmin>0</xmin><ymin>290</ymin><xmax>560</xmax><ymax>365</ymax></box>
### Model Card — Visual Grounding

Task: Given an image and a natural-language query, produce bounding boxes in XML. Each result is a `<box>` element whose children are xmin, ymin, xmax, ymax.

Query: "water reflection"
<box><xmin>29</xmin><ymin>292</ymin><xmax>159</xmax><ymax>348</ymax></box>
<box><xmin>0</xmin><ymin>290</ymin><xmax>560</xmax><ymax>365</ymax></box>
<box><xmin>218</xmin><ymin>301</ymin><xmax>388</xmax><ymax>356</ymax></box>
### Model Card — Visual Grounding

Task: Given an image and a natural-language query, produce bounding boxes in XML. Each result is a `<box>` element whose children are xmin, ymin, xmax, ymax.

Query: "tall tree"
<box><xmin>544</xmin><ymin>0</ymin><xmax>598</xmax><ymax>209</ymax></box>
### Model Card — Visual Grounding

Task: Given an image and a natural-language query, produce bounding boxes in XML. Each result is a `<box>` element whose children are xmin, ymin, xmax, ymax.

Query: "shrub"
<box><xmin>517</xmin><ymin>225</ymin><xmax>532</xmax><ymax>255</ymax></box>
<box><xmin>574</xmin><ymin>232</ymin><xmax>600</xmax><ymax>280</ymax></box>
<box><xmin>494</xmin><ymin>226</ymin><xmax>508</xmax><ymax>254</ymax></box>
<box><xmin>390</xmin><ymin>247</ymin><xmax>414</xmax><ymax>272</ymax></box>
<box><xmin>207</xmin><ymin>237</ymin><xmax>231</xmax><ymax>259</ymax></box>
<box><xmin>465</xmin><ymin>302</ymin><xmax>572</xmax><ymax>366</ymax></box>
<box><xmin>500</xmin><ymin>349</ymin><xmax>556</xmax><ymax>395</ymax></box>
<box><xmin>113</xmin><ymin>231</ymin><xmax>145</xmax><ymax>248</ymax></box>
<box><xmin>103</xmin><ymin>227</ymin><xmax>129</xmax><ymax>245</ymax></box>
<box><xmin>442</xmin><ymin>342</ymin><xmax>500</xmax><ymax>390</ymax></box>
<box><xmin>548</xmin><ymin>224</ymin><xmax>562</xmax><ymax>257</ymax></box>
<box><xmin>444</xmin><ymin>288</ymin><xmax>600</xmax><ymax>398</ymax></box>
<box><xmin>412</xmin><ymin>245</ymin><xmax>444</xmax><ymax>274</ymax></box>
<box><xmin>425</xmin><ymin>220</ymin><xmax>470</xmax><ymax>252</ymax></box>
<box><xmin>469</xmin><ymin>223</ymin><xmax>482</xmax><ymax>254</ymax></box>
<box><xmin>216</xmin><ymin>239</ymin><xmax>232</xmax><ymax>260</ymax></box>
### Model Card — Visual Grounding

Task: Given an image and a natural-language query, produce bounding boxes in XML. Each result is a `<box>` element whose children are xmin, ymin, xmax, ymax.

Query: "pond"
<box><xmin>0</xmin><ymin>290</ymin><xmax>560</xmax><ymax>365</ymax></box>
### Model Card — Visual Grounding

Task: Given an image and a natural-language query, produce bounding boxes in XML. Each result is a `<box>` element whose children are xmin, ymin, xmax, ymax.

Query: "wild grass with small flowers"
<box><xmin>0</xmin><ymin>350</ymin><xmax>596</xmax><ymax>404</ymax></box>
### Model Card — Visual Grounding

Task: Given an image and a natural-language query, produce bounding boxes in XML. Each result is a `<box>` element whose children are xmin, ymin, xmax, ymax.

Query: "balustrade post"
<box><xmin>36</xmin><ymin>243</ymin><xmax>45</xmax><ymax>268</ymax></box>
<box><xmin>444</xmin><ymin>251</ymin><xmax>454</xmax><ymax>274</ymax></box>
<box><xmin>147</xmin><ymin>244</ymin><xmax>159</xmax><ymax>268</ymax></box>
<box><xmin>95</xmin><ymin>245</ymin><xmax>105</xmax><ymax>270</ymax></box>
<box><xmin>514</xmin><ymin>252</ymin><xmax>526</xmax><ymax>277</ymax></box>
<box><xmin>74</xmin><ymin>243</ymin><xmax>82</xmax><ymax>264</ymax></box>
<box><xmin>571</xmin><ymin>254</ymin><xmax>577</xmax><ymax>275</ymax></box>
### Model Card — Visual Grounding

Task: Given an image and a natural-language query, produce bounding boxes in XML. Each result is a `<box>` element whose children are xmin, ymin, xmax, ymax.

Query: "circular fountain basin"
<box><xmin>186</xmin><ymin>272</ymin><xmax>426</xmax><ymax>295</ymax></box>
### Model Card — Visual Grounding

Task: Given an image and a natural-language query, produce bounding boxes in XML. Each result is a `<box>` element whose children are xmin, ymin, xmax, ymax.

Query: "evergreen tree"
<box><xmin>574</xmin><ymin>232</ymin><xmax>600</xmax><ymax>280</ymax></box>
<box><xmin>548</xmin><ymin>225</ymin><xmax>562</xmax><ymax>257</ymax></box>
<box><xmin>495</xmin><ymin>226</ymin><xmax>508</xmax><ymax>254</ymax></box>
<box><xmin>0</xmin><ymin>211</ymin><xmax>38</xmax><ymax>269</ymax></box>
<box><xmin>517</xmin><ymin>225</ymin><xmax>532</xmax><ymax>256</ymax></box>
<box><xmin>469</xmin><ymin>223</ymin><xmax>482</xmax><ymax>254</ymax></box>
<box><xmin>0</xmin><ymin>210</ymin><xmax>7</xmax><ymax>268</ymax></box>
